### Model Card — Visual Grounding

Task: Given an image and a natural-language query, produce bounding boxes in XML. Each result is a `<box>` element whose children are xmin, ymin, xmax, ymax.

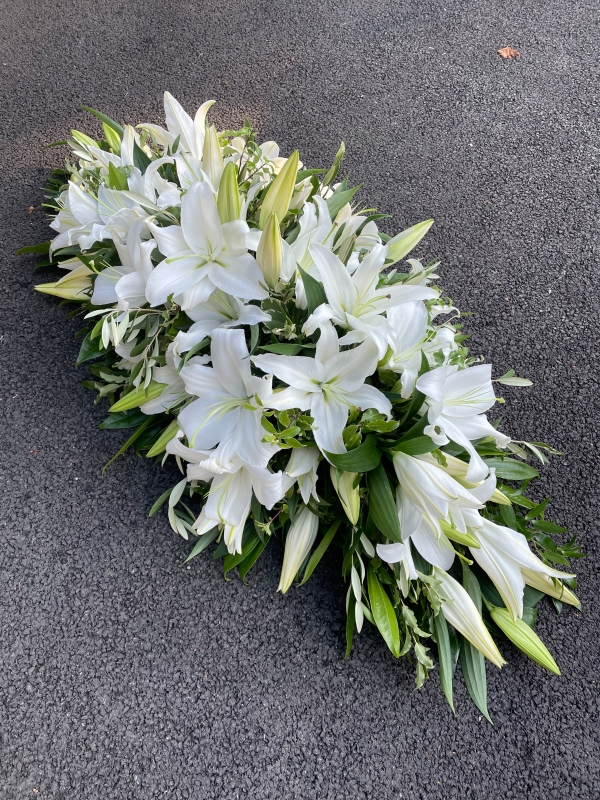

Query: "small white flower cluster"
<box><xmin>33</xmin><ymin>93</ymin><xmax>579</xmax><ymax>714</ymax></box>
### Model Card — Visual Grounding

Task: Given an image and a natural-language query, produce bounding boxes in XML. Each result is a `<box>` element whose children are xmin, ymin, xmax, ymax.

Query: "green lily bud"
<box><xmin>522</xmin><ymin>569</ymin><xmax>581</xmax><ymax>608</ymax></box>
<box><xmin>256</xmin><ymin>213</ymin><xmax>283</xmax><ymax>287</ymax></box>
<box><xmin>202</xmin><ymin>124</ymin><xmax>224</xmax><ymax>188</ymax></box>
<box><xmin>386</xmin><ymin>219</ymin><xmax>434</xmax><ymax>265</ymax></box>
<box><xmin>217</xmin><ymin>162</ymin><xmax>241</xmax><ymax>223</ymax></box>
<box><xmin>146</xmin><ymin>419</ymin><xmax>180</xmax><ymax>458</ymax></box>
<box><xmin>490</xmin><ymin>606</ymin><xmax>560</xmax><ymax>674</ymax></box>
<box><xmin>330</xmin><ymin>467</ymin><xmax>360</xmax><ymax>525</ymax></box>
<box><xmin>259</xmin><ymin>150</ymin><xmax>299</xmax><ymax>229</ymax></box>
<box><xmin>35</xmin><ymin>265</ymin><xmax>93</xmax><ymax>301</ymax></box>
<box><xmin>321</xmin><ymin>141</ymin><xmax>345</xmax><ymax>189</ymax></box>
<box><xmin>109</xmin><ymin>381</ymin><xmax>166</xmax><ymax>413</ymax></box>
<box><xmin>439</xmin><ymin>520</ymin><xmax>480</xmax><ymax>549</ymax></box>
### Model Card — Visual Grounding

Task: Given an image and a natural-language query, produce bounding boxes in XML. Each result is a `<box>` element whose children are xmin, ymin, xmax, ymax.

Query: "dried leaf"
<box><xmin>498</xmin><ymin>46</ymin><xmax>520</xmax><ymax>59</ymax></box>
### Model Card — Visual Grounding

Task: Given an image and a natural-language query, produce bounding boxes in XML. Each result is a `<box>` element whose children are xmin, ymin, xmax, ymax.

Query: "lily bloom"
<box><xmin>254</xmin><ymin>321</ymin><xmax>391</xmax><ymax>454</ymax></box>
<box><xmin>145</xmin><ymin>181</ymin><xmax>267</xmax><ymax>311</ymax></box>
<box><xmin>303</xmin><ymin>243</ymin><xmax>438</xmax><ymax>359</ymax></box>
<box><xmin>416</xmin><ymin>364</ymin><xmax>510</xmax><ymax>482</ymax></box>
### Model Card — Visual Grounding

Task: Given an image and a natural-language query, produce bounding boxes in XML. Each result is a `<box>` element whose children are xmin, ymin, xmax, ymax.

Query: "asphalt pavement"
<box><xmin>1</xmin><ymin>0</ymin><xmax>599</xmax><ymax>797</ymax></box>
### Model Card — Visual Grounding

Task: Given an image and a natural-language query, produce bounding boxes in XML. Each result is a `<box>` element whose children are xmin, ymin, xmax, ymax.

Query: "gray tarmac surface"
<box><xmin>1</xmin><ymin>0</ymin><xmax>599</xmax><ymax>797</ymax></box>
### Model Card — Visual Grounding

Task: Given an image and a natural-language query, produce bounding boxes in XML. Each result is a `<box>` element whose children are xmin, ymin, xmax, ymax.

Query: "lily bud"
<box><xmin>256</xmin><ymin>213</ymin><xmax>283</xmax><ymax>287</ymax></box>
<box><xmin>202</xmin><ymin>124</ymin><xmax>224</xmax><ymax>188</ymax></box>
<box><xmin>490</xmin><ymin>606</ymin><xmax>560</xmax><ymax>674</ymax></box>
<box><xmin>217</xmin><ymin>161</ymin><xmax>241</xmax><ymax>223</ymax></box>
<box><xmin>330</xmin><ymin>466</ymin><xmax>360</xmax><ymax>525</ymax></box>
<box><xmin>522</xmin><ymin>569</ymin><xmax>580</xmax><ymax>608</ymax></box>
<box><xmin>35</xmin><ymin>265</ymin><xmax>93</xmax><ymax>301</ymax></box>
<box><xmin>259</xmin><ymin>150</ymin><xmax>299</xmax><ymax>229</ymax></box>
<box><xmin>146</xmin><ymin>419</ymin><xmax>180</xmax><ymax>458</ymax></box>
<box><xmin>386</xmin><ymin>219</ymin><xmax>434</xmax><ymax>265</ymax></box>
<box><xmin>433</xmin><ymin>567</ymin><xmax>506</xmax><ymax>668</ymax></box>
<box><xmin>278</xmin><ymin>505</ymin><xmax>319</xmax><ymax>593</ymax></box>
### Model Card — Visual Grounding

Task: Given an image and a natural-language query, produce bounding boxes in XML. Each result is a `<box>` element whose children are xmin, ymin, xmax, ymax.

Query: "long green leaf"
<box><xmin>76</xmin><ymin>331</ymin><xmax>105</xmax><ymax>366</ymax></box>
<box><xmin>367</xmin><ymin>565</ymin><xmax>400</xmax><ymax>657</ymax></box>
<box><xmin>133</xmin><ymin>141</ymin><xmax>151</xmax><ymax>174</ymax></box>
<box><xmin>223</xmin><ymin>535</ymin><xmax>261</xmax><ymax>577</ymax></box>
<box><xmin>238</xmin><ymin>539</ymin><xmax>268</xmax><ymax>581</ymax></box>
<box><xmin>298</xmin><ymin>266</ymin><xmax>327</xmax><ymax>314</ymax></box>
<box><xmin>148</xmin><ymin>487</ymin><xmax>172</xmax><ymax>517</ymax></box>
<box><xmin>16</xmin><ymin>242</ymin><xmax>51</xmax><ymax>255</ymax></box>
<box><xmin>299</xmin><ymin>521</ymin><xmax>340</xmax><ymax>585</ymax></box>
<box><xmin>393</xmin><ymin>435</ymin><xmax>437</xmax><ymax>456</ymax></box>
<box><xmin>432</xmin><ymin>612</ymin><xmax>455</xmax><ymax>712</ymax></box>
<box><xmin>80</xmin><ymin>105</ymin><xmax>124</xmax><ymax>137</ymax></box>
<box><xmin>460</xmin><ymin>638</ymin><xmax>492</xmax><ymax>723</ymax></box>
<box><xmin>102</xmin><ymin>417</ymin><xmax>152</xmax><ymax>475</ymax></box>
<box><xmin>367</xmin><ymin>463</ymin><xmax>402</xmax><ymax>542</ymax></box>
<box><xmin>345</xmin><ymin>594</ymin><xmax>356</xmax><ymax>658</ymax></box>
<box><xmin>184</xmin><ymin>527</ymin><xmax>219</xmax><ymax>563</ymax></box>
<box><xmin>460</xmin><ymin>562</ymin><xmax>492</xmax><ymax>722</ymax></box>
<box><xmin>483</xmin><ymin>458</ymin><xmax>539</xmax><ymax>481</ymax></box>
<box><xmin>326</xmin><ymin>184</ymin><xmax>361</xmax><ymax>220</ymax></box>
<box><xmin>259</xmin><ymin>343</ymin><xmax>304</xmax><ymax>355</ymax></box>
<box><xmin>325</xmin><ymin>435</ymin><xmax>381</xmax><ymax>473</ymax></box>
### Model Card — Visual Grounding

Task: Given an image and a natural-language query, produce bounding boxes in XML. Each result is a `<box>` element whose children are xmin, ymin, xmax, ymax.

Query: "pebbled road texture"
<box><xmin>1</xmin><ymin>0</ymin><xmax>599</xmax><ymax>797</ymax></box>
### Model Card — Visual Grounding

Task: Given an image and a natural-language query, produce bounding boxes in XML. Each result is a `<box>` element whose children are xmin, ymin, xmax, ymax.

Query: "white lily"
<box><xmin>253</xmin><ymin>321</ymin><xmax>391</xmax><ymax>454</ymax></box>
<box><xmin>376</xmin><ymin>539</ymin><xmax>417</xmax><ymax>597</ymax></box>
<box><xmin>173</xmin><ymin>290</ymin><xmax>269</xmax><ymax>355</ymax></box>
<box><xmin>49</xmin><ymin>183</ymin><xmax>104</xmax><ymax>255</ymax></box>
<box><xmin>468</xmin><ymin>517</ymin><xmax>574</xmax><ymax>620</ymax></box>
<box><xmin>278</xmin><ymin>505</ymin><xmax>319</xmax><ymax>593</ymax></box>
<box><xmin>386</xmin><ymin>302</ymin><xmax>457</xmax><ymax>398</ymax></box>
<box><xmin>91</xmin><ymin>220</ymin><xmax>154</xmax><ymax>309</ymax></box>
<box><xmin>178</xmin><ymin>328</ymin><xmax>274</xmax><ymax>468</ymax></box>
<box><xmin>191</xmin><ymin>456</ymin><xmax>284</xmax><ymax>555</ymax></box>
<box><xmin>282</xmin><ymin>447</ymin><xmax>320</xmax><ymax>504</ymax></box>
<box><xmin>416</xmin><ymin>364</ymin><xmax>510</xmax><ymax>482</ymax></box>
<box><xmin>145</xmin><ymin>181</ymin><xmax>267</xmax><ymax>310</ymax></box>
<box><xmin>138</xmin><ymin>92</ymin><xmax>215</xmax><ymax>158</ymax></box>
<box><xmin>433</xmin><ymin>567</ymin><xmax>506</xmax><ymax>668</ymax></box>
<box><xmin>304</xmin><ymin>243</ymin><xmax>438</xmax><ymax>358</ymax></box>
<box><xmin>393</xmin><ymin>451</ymin><xmax>483</xmax><ymax>539</ymax></box>
<box><xmin>127</xmin><ymin>156</ymin><xmax>181</xmax><ymax>209</ymax></box>
<box><xmin>140</xmin><ymin>344</ymin><xmax>209</xmax><ymax>414</ymax></box>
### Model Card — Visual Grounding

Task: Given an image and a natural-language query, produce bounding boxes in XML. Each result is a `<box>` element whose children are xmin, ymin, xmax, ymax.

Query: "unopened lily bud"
<box><xmin>490</xmin><ymin>606</ymin><xmax>560</xmax><ymax>674</ymax></box>
<box><xmin>217</xmin><ymin>161</ymin><xmax>241</xmax><ymax>223</ymax></box>
<box><xmin>259</xmin><ymin>150</ymin><xmax>299</xmax><ymax>229</ymax></box>
<box><xmin>278</xmin><ymin>505</ymin><xmax>319</xmax><ymax>594</ymax></box>
<box><xmin>202</xmin><ymin>124</ymin><xmax>224</xmax><ymax>188</ymax></box>
<box><xmin>35</xmin><ymin>265</ymin><xmax>93</xmax><ymax>301</ymax></box>
<box><xmin>330</xmin><ymin>467</ymin><xmax>360</xmax><ymax>525</ymax></box>
<box><xmin>433</xmin><ymin>567</ymin><xmax>506</xmax><ymax>668</ymax></box>
<box><xmin>386</xmin><ymin>219</ymin><xmax>434</xmax><ymax>265</ymax></box>
<box><xmin>256</xmin><ymin>213</ymin><xmax>283</xmax><ymax>287</ymax></box>
<box><xmin>522</xmin><ymin>569</ymin><xmax>580</xmax><ymax>608</ymax></box>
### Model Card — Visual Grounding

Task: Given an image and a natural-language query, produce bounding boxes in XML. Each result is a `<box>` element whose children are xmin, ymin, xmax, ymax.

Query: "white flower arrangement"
<box><xmin>25</xmin><ymin>94</ymin><xmax>583</xmax><ymax>719</ymax></box>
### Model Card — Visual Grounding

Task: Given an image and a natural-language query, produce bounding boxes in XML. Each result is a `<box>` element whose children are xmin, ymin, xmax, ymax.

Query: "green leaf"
<box><xmin>367</xmin><ymin>463</ymin><xmax>402</xmax><ymax>543</ymax></box>
<box><xmin>299</xmin><ymin>521</ymin><xmax>340</xmax><ymax>585</ymax></box>
<box><xmin>184</xmin><ymin>527</ymin><xmax>219</xmax><ymax>563</ymax></box>
<box><xmin>148</xmin><ymin>487</ymin><xmax>172</xmax><ymax>517</ymax></box>
<box><xmin>367</xmin><ymin>564</ymin><xmax>400</xmax><ymax>657</ymax></box>
<box><xmin>484</xmin><ymin>458</ymin><xmax>539</xmax><ymax>481</ymax></box>
<box><xmin>80</xmin><ymin>105</ymin><xmax>124</xmax><ymax>137</ymax></box>
<box><xmin>524</xmin><ymin>498</ymin><xmax>550</xmax><ymax>520</ymax></box>
<box><xmin>76</xmin><ymin>331</ymin><xmax>105</xmax><ymax>366</ymax></box>
<box><xmin>108</xmin><ymin>161</ymin><xmax>129</xmax><ymax>190</ymax></box>
<box><xmin>325</xmin><ymin>435</ymin><xmax>381</xmax><ymax>473</ymax></box>
<box><xmin>223</xmin><ymin>535</ymin><xmax>261</xmax><ymax>578</ymax></box>
<box><xmin>298</xmin><ymin>266</ymin><xmax>327</xmax><ymax>314</ymax></box>
<box><xmin>393</xmin><ymin>435</ymin><xmax>437</xmax><ymax>456</ymax></box>
<box><xmin>238</xmin><ymin>539</ymin><xmax>268</xmax><ymax>581</ymax></box>
<box><xmin>109</xmin><ymin>381</ymin><xmax>165</xmax><ymax>412</ymax></box>
<box><xmin>259</xmin><ymin>343</ymin><xmax>304</xmax><ymax>355</ymax></box>
<box><xmin>460</xmin><ymin>637</ymin><xmax>492</xmax><ymax>723</ymax></box>
<box><xmin>432</xmin><ymin>612</ymin><xmax>455</xmax><ymax>712</ymax></box>
<box><xmin>133</xmin><ymin>141</ymin><xmax>151</xmax><ymax>174</ymax></box>
<box><xmin>102</xmin><ymin>417</ymin><xmax>153</xmax><ymax>475</ymax></box>
<box><xmin>16</xmin><ymin>241</ymin><xmax>51</xmax><ymax>255</ymax></box>
<box><xmin>326</xmin><ymin>183</ymin><xmax>361</xmax><ymax>220</ymax></box>
<box><xmin>99</xmin><ymin>409</ymin><xmax>147</xmax><ymax>430</ymax></box>
<box><xmin>345</xmin><ymin>594</ymin><xmax>356</xmax><ymax>658</ymax></box>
